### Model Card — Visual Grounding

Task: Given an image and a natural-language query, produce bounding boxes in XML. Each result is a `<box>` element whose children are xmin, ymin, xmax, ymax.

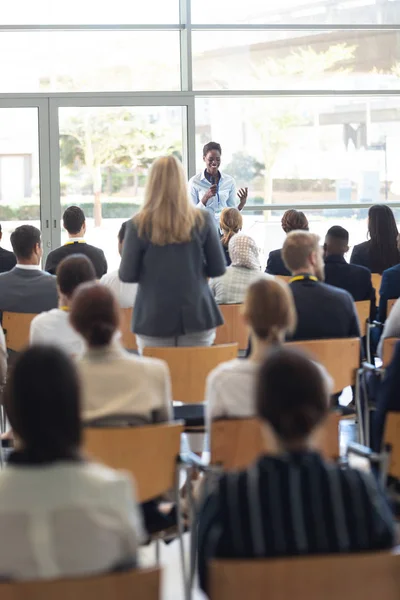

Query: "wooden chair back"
<box><xmin>382</xmin><ymin>338</ymin><xmax>399</xmax><ymax>368</ymax></box>
<box><xmin>387</xmin><ymin>298</ymin><xmax>397</xmax><ymax>318</ymax></box>
<box><xmin>286</xmin><ymin>338</ymin><xmax>360</xmax><ymax>394</ymax></box>
<box><xmin>0</xmin><ymin>568</ymin><xmax>160</xmax><ymax>600</ymax></box>
<box><xmin>119</xmin><ymin>307</ymin><xmax>137</xmax><ymax>351</ymax></box>
<box><xmin>210</xmin><ymin>413</ymin><xmax>341</xmax><ymax>470</ymax></box>
<box><xmin>2</xmin><ymin>311</ymin><xmax>37</xmax><ymax>352</ymax></box>
<box><xmin>275</xmin><ymin>275</ymin><xmax>291</xmax><ymax>284</ymax></box>
<box><xmin>384</xmin><ymin>412</ymin><xmax>400</xmax><ymax>479</ymax></box>
<box><xmin>210</xmin><ymin>553</ymin><xmax>400</xmax><ymax>600</ymax></box>
<box><xmin>372</xmin><ymin>273</ymin><xmax>382</xmax><ymax>303</ymax></box>
<box><xmin>143</xmin><ymin>344</ymin><xmax>238</xmax><ymax>403</ymax></box>
<box><xmin>355</xmin><ymin>300</ymin><xmax>370</xmax><ymax>337</ymax></box>
<box><xmin>85</xmin><ymin>422</ymin><xmax>183</xmax><ymax>502</ymax></box>
<box><xmin>214</xmin><ymin>304</ymin><xmax>248</xmax><ymax>350</ymax></box>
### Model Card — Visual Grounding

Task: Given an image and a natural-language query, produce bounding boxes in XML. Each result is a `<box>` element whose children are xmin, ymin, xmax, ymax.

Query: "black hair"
<box><xmin>256</xmin><ymin>347</ymin><xmax>328</xmax><ymax>444</ymax></box>
<box><xmin>368</xmin><ymin>205</ymin><xmax>399</xmax><ymax>274</ymax></box>
<box><xmin>5</xmin><ymin>346</ymin><xmax>82</xmax><ymax>463</ymax></box>
<box><xmin>10</xmin><ymin>225</ymin><xmax>41</xmax><ymax>260</ymax></box>
<box><xmin>63</xmin><ymin>206</ymin><xmax>86</xmax><ymax>235</ymax></box>
<box><xmin>326</xmin><ymin>225</ymin><xmax>349</xmax><ymax>243</ymax></box>
<box><xmin>56</xmin><ymin>254</ymin><xmax>96</xmax><ymax>298</ymax></box>
<box><xmin>118</xmin><ymin>221</ymin><xmax>129</xmax><ymax>245</ymax></box>
<box><xmin>70</xmin><ymin>282</ymin><xmax>119</xmax><ymax>348</ymax></box>
<box><xmin>203</xmin><ymin>142</ymin><xmax>222</xmax><ymax>157</ymax></box>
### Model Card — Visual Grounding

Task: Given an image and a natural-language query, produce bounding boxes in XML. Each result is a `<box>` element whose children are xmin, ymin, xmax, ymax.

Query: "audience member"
<box><xmin>377</xmin><ymin>296</ymin><xmax>400</xmax><ymax>357</ymax></box>
<box><xmin>119</xmin><ymin>155</ymin><xmax>226</xmax><ymax>354</ymax></box>
<box><xmin>71</xmin><ymin>283</ymin><xmax>172</xmax><ymax>424</ymax></box>
<box><xmin>0</xmin><ymin>224</ymin><xmax>16</xmax><ymax>273</ymax></box>
<box><xmin>377</xmin><ymin>237</ymin><xmax>400</xmax><ymax>322</ymax></box>
<box><xmin>0</xmin><ymin>345</ymin><xmax>143</xmax><ymax>580</ymax></box>
<box><xmin>29</xmin><ymin>255</ymin><xmax>96</xmax><ymax>357</ymax></box>
<box><xmin>198</xmin><ymin>347</ymin><xmax>395</xmax><ymax>592</ymax></box>
<box><xmin>100</xmin><ymin>221</ymin><xmax>137</xmax><ymax>308</ymax></box>
<box><xmin>373</xmin><ymin>341</ymin><xmax>400</xmax><ymax>451</ymax></box>
<box><xmin>45</xmin><ymin>206</ymin><xmax>107</xmax><ymax>278</ymax></box>
<box><xmin>210</xmin><ymin>233</ymin><xmax>270</xmax><ymax>304</ymax></box>
<box><xmin>282</xmin><ymin>231</ymin><xmax>360</xmax><ymax>341</ymax></box>
<box><xmin>0</xmin><ymin>225</ymin><xmax>58</xmax><ymax>314</ymax></box>
<box><xmin>266</xmin><ymin>209</ymin><xmax>309</xmax><ymax>276</ymax></box>
<box><xmin>350</xmin><ymin>204</ymin><xmax>400</xmax><ymax>274</ymax></box>
<box><xmin>219</xmin><ymin>207</ymin><xmax>242</xmax><ymax>265</ymax></box>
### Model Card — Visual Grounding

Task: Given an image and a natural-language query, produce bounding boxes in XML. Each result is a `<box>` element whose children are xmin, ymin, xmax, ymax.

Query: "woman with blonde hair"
<box><xmin>220</xmin><ymin>207</ymin><xmax>243</xmax><ymax>265</ymax></box>
<box><xmin>119</xmin><ymin>155</ymin><xmax>226</xmax><ymax>352</ymax></box>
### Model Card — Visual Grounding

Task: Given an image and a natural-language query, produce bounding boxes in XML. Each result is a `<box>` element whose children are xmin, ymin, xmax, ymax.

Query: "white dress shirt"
<box><xmin>30</xmin><ymin>309</ymin><xmax>85</xmax><ymax>357</ymax></box>
<box><xmin>0</xmin><ymin>461</ymin><xmax>144</xmax><ymax>581</ymax></box>
<box><xmin>188</xmin><ymin>170</ymin><xmax>238</xmax><ymax>222</ymax></box>
<box><xmin>100</xmin><ymin>270</ymin><xmax>137</xmax><ymax>309</ymax></box>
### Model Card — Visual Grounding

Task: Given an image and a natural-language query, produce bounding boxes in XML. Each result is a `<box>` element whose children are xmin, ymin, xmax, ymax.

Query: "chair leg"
<box><xmin>175</xmin><ymin>466</ymin><xmax>190</xmax><ymax>600</ymax></box>
<box><xmin>187</xmin><ymin>468</ymin><xmax>197</xmax><ymax>589</ymax></box>
<box><xmin>355</xmin><ymin>369</ymin><xmax>365</xmax><ymax>445</ymax></box>
<box><xmin>366</xmin><ymin>323</ymin><xmax>372</xmax><ymax>366</ymax></box>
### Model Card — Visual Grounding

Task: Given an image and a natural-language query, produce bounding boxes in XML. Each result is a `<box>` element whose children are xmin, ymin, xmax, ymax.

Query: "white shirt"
<box><xmin>0</xmin><ymin>461</ymin><xmax>144</xmax><ymax>581</ymax></box>
<box><xmin>378</xmin><ymin>297</ymin><xmax>400</xmax><ymax>357</ymax></box>
<box><xmin>15</xmin><ymin>264</ymin><xmax>41</xmax><ymax>270</ymax></box>
<box><xmin>210</xmin><ymin>268</ymin><xmax>272</xmax><ymax>304</ymax></box>
<box><xmin>30</xmin><ymin>309</ymin><xmax>85</xmax><ymax>358</ymax></box>
<box><xmin>188</xmin><ymin>170</ymin><xmax>238</xmax><ymax>222</ymax></box>
<box><xmin>100</xmin><ymin>270</ymin><xmax>137</xmax><ymax>309</ymax></box>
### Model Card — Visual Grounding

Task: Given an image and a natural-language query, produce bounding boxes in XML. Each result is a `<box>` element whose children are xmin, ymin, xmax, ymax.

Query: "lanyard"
<box><xmin>64</xmin><ymin>240</ymin><xmax>86</xmax><ymax>246</ymax></box>
<box><xmin>290</xmin><ymin>275</ymin><xmax>319</xmax><ymax>283</ymax></box>
<box><xmin>59</xmin><ymin>306</ymin><xmax>70</xmax><ymax>312</ymax></box>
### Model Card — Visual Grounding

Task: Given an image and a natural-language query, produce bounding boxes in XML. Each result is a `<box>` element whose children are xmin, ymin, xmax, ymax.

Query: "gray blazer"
<box><xmin>119</xmin><ymin>212</ymin><xmax>226</xmax><ymax>337</ymax></box>
<box><xmin>0</xmin><ymin>267</ymin><xmax>58</xmax><ymax>314</ymax></box>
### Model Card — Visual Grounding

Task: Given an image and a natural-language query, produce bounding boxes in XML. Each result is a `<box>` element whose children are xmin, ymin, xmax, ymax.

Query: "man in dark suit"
<box><xmin>45</xmin><ymin>206</ymin><xmax>107</xmax><ymax>278</ymax></box>
<box><xmin>377</xmin><ymin>256</ymin><xmax>400</xmax><ymax>322</ymax></box>
<box><xmin>0</xmin><ymin>224</ymin><xmax>16</xmax><ymax>274</ymax></box>
<box><xmin>282</xmin><ymin>231</ymin><xmax>360</xmax><ymax>341</ymax></box>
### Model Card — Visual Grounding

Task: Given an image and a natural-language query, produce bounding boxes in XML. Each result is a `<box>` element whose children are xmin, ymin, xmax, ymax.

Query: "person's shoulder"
<box><xmin>320</xmin><ymin>280</ymin><xmax>353</xmax><ymax>301</ymax></box>
<box><xmin>207</xmin><ymin>358</ymin><xmax>253</xmax><ymax>385</ymax></box>
<box><xmin>348</xmin><ymin>262</ymin><xmax>372</xmax><ymax>276</ymax></box>
<box><xmin>76</xmin><ymin>462</ymin><xmax>134</xmax><ymax>500</ymax></box>
<box><xmin>100</xmin><ymin>270</ymin><xmax>118</xmax><ymax>285</ymax></box>
<box><xmin>188</xmin><ymin>172</ymin><xmax>203</xmax><ymax>185</ymax></box>
<box><xmin>85</xmin><ymin>243</ymin><xmax>106</xmax><ymax>257</ymax></box>
<box><xmin>268</xmin><ymin>248</ymin><xmax>281</xmax><ymax>258</ymax></box>
<box><xmin>0</xmin><ymin>247</ymin><xmax>15</xmax><ymax>258</ymax></box>
<box><xmin>382</xmin><ymin>263</ymin><xmax>400</xmax><ymax>279</ymax></box>
<box><xmin>31</xmin><ymin>308</ymin><xmax>59</xmax><ymax>325</ymax></box>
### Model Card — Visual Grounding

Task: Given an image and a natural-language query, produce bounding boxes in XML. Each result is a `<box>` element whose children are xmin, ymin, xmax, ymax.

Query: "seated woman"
<box><xmin>266</xmin><ymin>209</ymin><xmax>309</xmax><ymax>276</ymax></box>
<box><xmin>198</xmin><ymin>347</ymin><xmax>395</xmax><ymax>593</ymax></box>
<box><xmin>0</xmin><ymin>345</ymin><xmax>143</xmax><ymax>580</ymax></box>
<box><xmin>210</xmin><ymin>233</ymin><xmax>271</xmax><ymax>304</ymax></box>
<box><xmin>219</xmin><ymin>207</ymin><xmax>242</xmax><ymax>266</ymax></box>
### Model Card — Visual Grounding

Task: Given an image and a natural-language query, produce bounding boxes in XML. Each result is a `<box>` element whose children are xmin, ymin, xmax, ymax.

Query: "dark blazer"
<box><xmin>45</xmin><ymin>242</ymin><xmax>107</xmax><ymax>279</ymax></box>
<box><xmin>377</xmin><ymin>264</ymin><xmax>400</xmax><ymax>322</ymax></box>
<box><xmin>119</xmin><ymin>211</ymin><xmax>226</xmax><ymax>337</ymax></box>
<box><xmin>350</xmin><ymin>240</ymin><xmax>400</xmax><ymax>275</ymax></box>
<box><xmin>0</xmin><ymin>247</ymin><xmax>16</xmax><ymax>274</ymax></box>
<box><xmin>289</xmin><ymin>277</ymin><xmax>360</xmax><ymax>341</ymax></box>
<box><xmin>373</xmin><ymin>341</ymin><xmax>400</xmax><ymax>451</ymax></box>
<box><xmin>265</xmin><ymin>248</ymin><xmax>291</xmax><ymax>276</ymax></box>
<box><xmin>0</xmin><ymin>267</ymin><xmax>58</xmax><ymax>314</ymax></box>
<box><xmin>324</xmin><ymin>255</ymin><xmax>375</xmax><ymax>318</ymax></box>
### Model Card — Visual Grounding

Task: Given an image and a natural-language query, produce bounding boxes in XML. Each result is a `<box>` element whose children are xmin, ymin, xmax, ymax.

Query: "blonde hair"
<box><xmin>282</xmin><ymin>231</ymin><xmax>320</xmax><ymax>273</ymax></box>
<box><xmin>220</xmin><ymin>208</ymin><xmax>243</xmax><ymax>247</ymax></box>
<box><xmin>243</xmin><ymin>278</ymin><xmax>297</xmax><ymax>343</ymax></box>
<box><xmin>135</xmin><ymin>156</ymin><xmax>204</xmax><ymax>245</ymax></box>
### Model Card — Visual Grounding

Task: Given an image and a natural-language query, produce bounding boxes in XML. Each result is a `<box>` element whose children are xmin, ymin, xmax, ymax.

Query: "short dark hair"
<box><xmin>118</xmin><ymin>221</ymin><xmax>129</xmax><ymax>245</ymax></box>
<box><xmin>203</xmin><ymin>141</ymin><xmax>222</xmax><ymax>156</ymax></box>
<box><xmin>326</xmin><ymin>225</ymin><xmax>349</xmax><ymax>243</ymax></box>
<box><xmin>5</xmin><ymin>346</ymin><xmax>82</xmax><ymax>463</ymax></box>
<box><xmin>63</xmin><ymin>206</ymin><xmax>85</xmax><ymax>235</ymax></box>
<box><xmin>56</xmin><ymin>255</ymin><xmax>96</xmax><ymax>298</ymax></box>
<box><xmin>256</xmin><ymin>347</ymin><xmax>329</xmax><ymax>444</ymax></box>
<box><xmin>71</xmin><ymin>282</ymin><xmax>119</xmax><ymax>348</ymax></box>
<box><xmin>10</xmin><ymin>225</ymin><xmax>41</xmax><ymax>260</ymax></box>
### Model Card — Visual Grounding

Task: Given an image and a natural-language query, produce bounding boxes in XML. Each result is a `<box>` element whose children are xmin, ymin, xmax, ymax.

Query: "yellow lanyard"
<box><xmin>64</xmin><ymin>240</ymin><xmax>86</xmax><ymax>245</ymax></box>
<box><xmin>290</xmin><ymin>275</ymin><xmax>318</xmax><ymax>283</ymax></box>
<box><xmin>59</xmin><ymin>306</ymin><xmax>70</xmax><ymax>312</ymax></box>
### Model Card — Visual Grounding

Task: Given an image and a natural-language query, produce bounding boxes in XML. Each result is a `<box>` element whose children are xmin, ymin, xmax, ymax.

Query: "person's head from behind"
<box><xmin>281</xmin><ymin>209</ymin><xmax>309</xmax><ymax>234</ymax></box>
<box><xmin>56</xmin><ymin>255</ymin><xmax>96</xmax><ymax>308</ymax></box>
<box><xmin>367</xmin><ymin>205</ymin><xmax>399</xmax><ymax>273</ymax></box>
<box><xmin>63</xmin><ymin>206</ymin><xmax>86</xmax><ymax>237</ymax></box>
<box><xmin>203</xmin><ymin>141</ymin><xmax>222</xmax><ymax>178</ymax></box>
<box><xmin>256</xmin><ymin>347</ymin><xmax>329</xmax><ymax>451</ymax></box>
<box><xmin>118</xmin><ymin>221</ymin><xmax>129</xmax><ymax>256</ymax></box>
<box><xmin>228</xmin><ymin>233</ymin><xmax>260</xmax><ymax>270</ymax></box>
<box><xmin>324</xmin><ymin>225</ymin><xmax>349</xmax><ymax>258</ymax></box>
<box><xmin>282</xmin><ymin>231</ymin><xmax>324</xmax><ymax>281</ymax></box>
<box><xmin>70</xmin><ymin>282</ymin><xmax>119</xmax><ymax>348</ymax></box>
<box><xmin>5</xmin><ymin>346</ymin><xmax>82</xmax><ymax>462</ymax></box>
<box><xmin>10</xmin><ymin>225</ymin><xmax>42</xmax><ymax>265</ymax></box>
<box><xmin>243</xmin><ymin>279</ymin><xmax>296</xmax><ymax>347</ymax></box>
<box><xmin>220</xmin><ymin>208</ymin><xmax>243</xmax><ymax>248</ymax></box>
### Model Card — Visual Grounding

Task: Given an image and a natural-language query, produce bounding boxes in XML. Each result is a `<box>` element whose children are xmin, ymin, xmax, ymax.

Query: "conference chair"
<box><xmin>210</xmin><ymin>553</ymin><xmax>400</xmax><ymax>600</ymax></box>
<box><xmin>119</xmin><ymin>307</ymin><xmax>137</xmax><ymax>352</ymax></box>
<box><xmin>214</xmin><ymin>304</ymin><xmax>248</xmax><ymax>351</ymax></box>
<box><xmin>384</xmin><ymin>412</ymin><xmax>400</xmax><ymax>480</ymax></box>
<box><xmin>371</xmin><ymin>273</ymin><xmax>382</xmax><ymax>303</ymax></box>
<box><xmin>0</xmin><ymin>567</ymin><xmax>161</xmax><ymax>600</ymax></box>
<box><xmin>355</xmin><ymin>300</ymin><xmax>370</xmax><ymax>338</ymax></box>
<box><xmin>2</xmin><ymin>311</ymin><xmax>37</xmax><ymax>352</ymax></box>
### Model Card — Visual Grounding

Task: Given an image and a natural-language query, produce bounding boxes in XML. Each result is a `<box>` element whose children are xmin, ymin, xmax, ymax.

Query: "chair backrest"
<box><xmin>119</xmin><ymin>307</ymin><xmax>137</xmax><ymax>351</ymax></box>
<box><xmin>387</xmin><ymin>298</ymin><xmax>397</xmax><ymax>318</ymax></box>
<box><xmin>384</xmin><ymin>412</ymin><xmax>400</xmax><ymax>479</ymax></box>
<box><xmin>371</xmin><ymin>273</ymin><xmax>382</xmax><ymax>303</ymax></box>
<box><xmin>84</xmin><ymin>422</ymin><xmax>183</xmax><ymax>502</ymax></box>
<box><xmin>382</xmin><ymin>337</ymin><xmax>399</xmax><ymax>368</ymax></box>
<box><xmin>275</xmin><ymin>275</ymin><xmax>291</xmax><ymax>284</ymax></box>
<box><xmin>286</xmin><ymin>338</ymin><xmax>360</xmax><ymax>394</ymax></box>
<box><xmin>214</xmin><ymin>304</ymin><xmax>248</xmax><ymax>350</ymax></box>
<box><xmin>2</xmin><ymin>311</ymin><xmax>37</xmax><ymax>352</ymax></box>
<box><xmin>355</xmin><ymin>300</ymin><xmax>370</xmax><ymax>337</ymax></box>
<box><xmin>210</xmin><ymin>553</ymin><xmax>400</xmax><ymax>600</ymax></box>
<box><xmin>210</xmin><ymin>413</ymin><xmax>341</xmax><ymax>470</ymax></box>
<box><xmin>143</xmin><ymin>344</ymin><xmax>238</xmax><ymax>403</ymax></box>
<box><xmin>0</xmin><ymin>568</ymin><xmax>160</xmax><ymax>600</ymax></box>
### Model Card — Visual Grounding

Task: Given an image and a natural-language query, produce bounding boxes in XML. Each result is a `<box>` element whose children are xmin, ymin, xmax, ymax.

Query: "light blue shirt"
<box><xmin>188</xmin><ymin>170</ymin><xmax>238</xmax><ymax>222</ymax></box>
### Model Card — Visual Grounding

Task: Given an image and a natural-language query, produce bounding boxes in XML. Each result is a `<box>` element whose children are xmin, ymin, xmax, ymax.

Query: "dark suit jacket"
<box><xmin>45</xmin><ymin>242</ymin><xmax>107</xmax><ymax>279</ymax></box>
<box><xmin>377</xmin><ymin>264</ymin><xmax>400</xmax><ymax>322</ymax></box>
<box><xmin>0</xmin><ymin>267</ymin><xmax>58</xmax><ymax>314</ymax></box>
<box><xmin>119</xmin><ymin>211</ymin><xmax>226</xmax><ymax>337</ymax></box>
<box><xmin>324</xmin><ymin>255</ymin><xmax>375</xmax><ymax>319</ymax></box>
<box><xmin>289</xmin><ymin>277</ymin><xmax>360</xmax><ymax>341</ymax></box>
<box><xmin>265</xmin><ymin>248</ymin><xmax>291</xmax><ymax>276</ymax></box>
<box><xmin>350</xmin><ymin>240</ymin><xmax>400</xmax><ymax>275</ymax></box>
<box><xmin>373</xmin><ymin>341</ymin><xmax>400</xmax><ymax>451</ymax></box>
<box><xmin>0</xmin><ymin>247</ymin><xmax>16</xmax><ymax>274</ymax></box>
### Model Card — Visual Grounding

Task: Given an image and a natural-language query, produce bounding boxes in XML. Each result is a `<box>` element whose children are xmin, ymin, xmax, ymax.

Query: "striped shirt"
<box><xmin>198</xmin><ymin>451</ymin><xmax>395</xmax><ymax>592</ymax></box>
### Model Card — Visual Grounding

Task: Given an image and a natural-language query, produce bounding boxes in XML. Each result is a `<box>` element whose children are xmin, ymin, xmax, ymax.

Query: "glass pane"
<box><xmin>59</xmin><ymin>105</ymin><xmax>185</xmax><ymax>270</ymax></box>
<box><xmin>0</xmin><ymin>108</ymin><xmax>40</xmax><ymax>251</ymax></box>
<box><xmin>196</xmin><ymin>96</ymin><xmax>400</xmax><ymax>204</ymax></box>
<box><xmin>0</xmin><ymin>32</ymin><xmax>180</xmax><ymax>92</ymax></box>
<box><xmin>191</xmin><ymin>0</ymin><xmax>400</xmax><ymax>25</ymax></box>
<box><xmin>192</xmin><ymin>30</ymin><xmax>400</xmax><ymax>90</ymax></box>
<box><xmin>2</xmin><ymin>0</ymin><xmax>178</xmax><ymax>24</ymax></box>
